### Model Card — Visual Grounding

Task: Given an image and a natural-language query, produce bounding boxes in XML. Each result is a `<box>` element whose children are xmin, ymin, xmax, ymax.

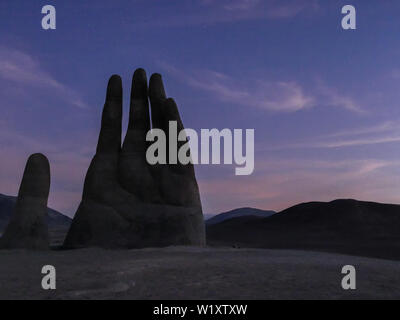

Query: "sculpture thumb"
<box><xmin>0</xmin><ymin>153</ymin><xmax>51</xmax><ymax>250</ymax></box>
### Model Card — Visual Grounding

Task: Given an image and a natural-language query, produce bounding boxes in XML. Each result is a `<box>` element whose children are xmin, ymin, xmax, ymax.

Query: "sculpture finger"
<box><xmin>122</xmin><ymin>68</ymin><xmax>150</xmax><ymax>153</ymax></box>
<box><xmin>96</xmin><ymin>75</ymin><xmax>123</xmax><ymax>154</ymax></box>
<box><xmin>149</xmin><ymin>73</ymin><xmax>167</xmax><ymax>130</ymax></box>
<box><xmin>164</xmin><ymin>98</ymin><xmax>196</xmax><ymax>176</ymax></box>
<box><xmin>0</xmin><ymin>153</ymin><xmax>50</xmax><ymax>250</ymax></box>
<box><xmin>18</xmin><ymin>153</ymin><xmax>51</xmax><ymax>202</ymax></box>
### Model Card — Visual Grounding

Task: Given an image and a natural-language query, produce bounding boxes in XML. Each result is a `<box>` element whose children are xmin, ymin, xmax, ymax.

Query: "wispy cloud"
<box><xmin>311</xmin><ymin>136</ymin><xmax>400</xmax><ymax>148</ymax></box>
<box><xmin>133</xmin><ymin>0</ymin><xmax>319</xmax><ymax>28</ymax></box>
<box><xmin>202</xmin><ymin>0</ymin><xmax>319</xmax><ymax>18</ymax></box>
<box><xmin>185</xmin><ymin>70</ymin><xmax>313</xmax><ymax>112</ymax></box>
<box><xmin>315</xmin><ymin>84</ymin><xmax>365</xmax><ymax>114</ymax></box>
<box><xmin>161</xmin><ymin>63</ymin><xmax>363</xmax><ymax>113</ymax></box>
<box><xmin>0</xmin><ymin>47</ymin><xmax>88</xmax><ymax>109</ymax></box>
<box><xmin>324</xmin><ymin>121</ymin><xmax>396</xmax><ymax>138</ymax></box>
<box><xmin>198</xmin><ymin>157</ymin><xmax>400</xmax><ymax>213</ymax></box>
<box><xmin>202</xmin><ymin>0</ymin><xmax>261</xmax><ymax>12</ymax></box>
<box><xmin>317</xmin><ymin>120</ymin><xmax>400</xmax><ymax>149</ymax></box>
<box><xmin>270</xmin><ymin>120</ymin><xmax>400</xmax><ymax>150</ymax></box>
<box><xmin>263</xmin><ymin>0</ymin><xmax>319</xmax><ymax>19</ymax></box>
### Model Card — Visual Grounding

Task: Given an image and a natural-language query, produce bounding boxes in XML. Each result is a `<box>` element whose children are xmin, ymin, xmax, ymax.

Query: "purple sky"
<box><xmin>1</xmin><ymin>0</ymin><xmax>400</xmax><ymax>217</ymax></box>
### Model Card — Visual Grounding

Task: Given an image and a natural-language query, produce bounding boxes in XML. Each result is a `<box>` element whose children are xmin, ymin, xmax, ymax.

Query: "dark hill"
<box><xmin>206</xmin><ymin>207</ymin><xmax>275</xmax><ymax>225</ymax></box>
<box><xmin>206</xmin><ymin>199</ymin><xmax>400</xmax><ymax>260</ymax></box>
<box><xmin>0</xmin><ymin>193</ymin><xmax>71</xmax><ymax>246</ymax></box>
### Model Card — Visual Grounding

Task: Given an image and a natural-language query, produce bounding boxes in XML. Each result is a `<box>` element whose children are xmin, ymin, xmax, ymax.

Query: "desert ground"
<box><xmin>0</xmin><ymin>246</ymin><xmax>399</xmax><ymax>300</ymax></box>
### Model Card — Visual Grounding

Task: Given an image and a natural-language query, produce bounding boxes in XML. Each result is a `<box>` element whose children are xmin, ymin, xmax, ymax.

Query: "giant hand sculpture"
<box><xmin>64</xmin><ymin>69</ymin><xmax>205</xmax><ymax>248</ymax></box>
<box><xmin>0</xmin><ymin>153</ymin><xmax>50</xmax><ymax>250</ymax></box>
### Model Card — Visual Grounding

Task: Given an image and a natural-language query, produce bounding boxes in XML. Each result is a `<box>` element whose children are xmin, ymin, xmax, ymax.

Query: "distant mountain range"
<box><xmin>205</xmin><ymin>207</ymin><xmax>275</xmax><ymax>225</ymax></box>
<box><xmin>207</xmin><ymin>199</ymin><xmax>400</xmax><ymax>260</ymax></box>
<box><xmin>0</xmin><ymin>193</ymin><xmax>71</xmax><ymax>233</ymax></box>
<box><xmin>2</xmin><ymin>194</ymin><xmax>400</xmax><ymax>259</ymax></box>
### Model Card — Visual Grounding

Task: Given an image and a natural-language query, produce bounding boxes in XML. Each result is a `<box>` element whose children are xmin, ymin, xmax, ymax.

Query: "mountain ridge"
<box><xmin>0</xmin><ymin>193</ymin><xmax>71</xmax><ymax>232</ymax></box>
<box><xmin>206</xmin><ymin>207</ymin><xmax>275</xmax><ymax>225</ymax></box>
<box><xmin>207</xmin><ymin>198</ymin><xmax>400</xmax><ymax>260</ymax></box>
